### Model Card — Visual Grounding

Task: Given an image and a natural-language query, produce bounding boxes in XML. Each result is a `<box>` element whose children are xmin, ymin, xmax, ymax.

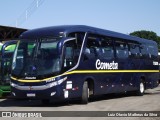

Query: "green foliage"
<box><xmin>130</xmin><ymin>30</ymin><xmax>159</xmax><ymax>42</ymax></box>
<box><xmin>158</xmin><ymin>36</ymin><xmax>160</xmax><ymax>43</ymax></box>
<box><xmin>130</xmin><ymin>30</ymin><xmax>160</xmax><ymax>50</ymax></box>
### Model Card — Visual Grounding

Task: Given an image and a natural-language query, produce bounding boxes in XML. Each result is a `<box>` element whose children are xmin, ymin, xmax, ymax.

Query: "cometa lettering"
<box><xmin>96</xmin><ymin>59</ymin><xmax>118</xmax><ymax>70</ymax></box>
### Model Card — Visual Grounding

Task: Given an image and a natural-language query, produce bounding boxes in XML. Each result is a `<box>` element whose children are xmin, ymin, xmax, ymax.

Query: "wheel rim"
<box><xmin>88</xmin><ymin>88</ymin><xmax>89</xmax><ymax>98</ymax></box>
<box><xmin>140</xmin><ymin>82</ymin><xmax>144</xmax><ymax>93</ymax></box>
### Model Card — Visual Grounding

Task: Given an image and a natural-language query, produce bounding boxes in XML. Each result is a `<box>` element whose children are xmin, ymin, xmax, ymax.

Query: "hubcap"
<box><xmin>88</xmin><ymin>88</ymin><xmax>89</xmax><ymax>98</ymax></box>
<box><xmin>140</xmin><ymin>83</ymin><xmax>144</xmax><ymax>93</ymax></box>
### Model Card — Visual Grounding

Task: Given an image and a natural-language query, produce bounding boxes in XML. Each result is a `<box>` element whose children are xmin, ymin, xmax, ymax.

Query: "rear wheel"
<box><xmin>136</xmin><ymin>81</ymin><xmax>145</xmax><ymax>96</ymax></box>
<box><xmin>81</xmin><ymin>81</ymin><xmax>89</xmax><ymax>104</ymax></box>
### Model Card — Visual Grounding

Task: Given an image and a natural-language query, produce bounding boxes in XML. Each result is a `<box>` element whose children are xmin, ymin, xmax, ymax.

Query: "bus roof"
<box><xmin>20</xmin><ymin>25</ymin><xmax>156</xmax><ymax>45</ymax></box>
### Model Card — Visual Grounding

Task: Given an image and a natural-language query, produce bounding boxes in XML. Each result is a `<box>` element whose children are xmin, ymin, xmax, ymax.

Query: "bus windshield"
<box><xmin>12</xmin><ymin>39</ymin><xmax>60</xmax><ymax>79</ymax></box>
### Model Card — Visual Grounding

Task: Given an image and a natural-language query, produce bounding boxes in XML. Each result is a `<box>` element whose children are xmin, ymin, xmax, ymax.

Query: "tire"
<box><xmin>136</xmin><ymin>81</ymin><xmax>145</xmax><ymax>96</ymax></box>
<box><xmin>41</xmin><ymin>99</ymin><xmax>50</xmax><ymax>105</ymax></box>
<box><xmin>81</xmin><ymin>81</ymin><xmax>89</xmax><ymax>104</ymax></box>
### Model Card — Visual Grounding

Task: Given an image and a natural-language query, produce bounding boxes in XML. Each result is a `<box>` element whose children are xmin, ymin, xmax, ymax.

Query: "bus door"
<box><xmin>0</xmin><ymin>41</ymin><xmax>17</xmax><ymax>85</ymax></box>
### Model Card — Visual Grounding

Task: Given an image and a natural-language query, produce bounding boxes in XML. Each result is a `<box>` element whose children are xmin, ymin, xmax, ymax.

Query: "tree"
<box><xmin>158</xmin><ymin>36</ymin><xmax>160</xmax><ymax>43</ymax></box>
<box><xmin>130</xmin><ymin>30</ymin><xmax>159</xmax><ymax>43</ymax></box>
<box><xmin>130</xmin><ymin>30</ymin><xmax>160</xmax><ymax>50</ymax></box>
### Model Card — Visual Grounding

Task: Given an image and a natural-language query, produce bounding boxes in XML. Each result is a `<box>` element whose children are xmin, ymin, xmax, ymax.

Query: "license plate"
<box><xmin>27</xmin><ymin>93</ymin><xmax>36</xmax><ymax>97</ymax></box>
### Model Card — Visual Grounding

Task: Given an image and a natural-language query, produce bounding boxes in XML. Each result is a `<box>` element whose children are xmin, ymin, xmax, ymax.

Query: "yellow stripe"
<box><xmin>68</xmin><ymin>70</ymin><xmax>159</xmax><ymax>74</ymax></box>
<box><xmin>10</xmin><ymin>73</ymin><xmax>67</xmax><ymax>83</ymax></box>
<box><xmin>11</xmin><ymin>70</ymin><xmax>159</xmax><ymax>83</ymax></box>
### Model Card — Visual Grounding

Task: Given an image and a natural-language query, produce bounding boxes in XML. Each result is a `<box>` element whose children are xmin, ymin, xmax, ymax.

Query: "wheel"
<box><xmin>136</xmin><ymin>81</ymin><xmax>145</xmax><ymax>96</ymax></box>
<box><xmin>81</xmin><ymin>81</ymin><xmax>89</xmax><ymax>104</ymax></box>
<box><xmin>41</xmin><ymin>99</ymin><xmax>50</xmax><ymax>105</ymax></box>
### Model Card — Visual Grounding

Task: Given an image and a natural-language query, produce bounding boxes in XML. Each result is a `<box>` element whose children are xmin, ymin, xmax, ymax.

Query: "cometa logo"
<box><xmin>96</xmin><ymin>59</ymin><xmax>118</xmax><ymax>70</ymax></box>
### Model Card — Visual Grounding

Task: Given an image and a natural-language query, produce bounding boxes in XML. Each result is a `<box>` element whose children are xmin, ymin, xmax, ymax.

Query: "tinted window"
<box><xmin>129</xmin><ymin>43</ymin><xmax>140</xmax><ymax>58</ymax></box>
<box><xmin>140</xmin><ymin>45</ymin><xmax>148</xmax><ymax>58</ymax></box>
<box><xmin>84</xmin><ymin>34</ymin><xmax>101</xmax><ymax>60</ymax></box>
<box><xmin>68</xmin><ymin>32</ymin><xmax>84</xmax><ymax>48</ymax></box>
<box><xmin>63</xmin><ymin>40</ymin><xmax>78</xmax><ymax>71</ymax></box>
<box><xmin>101</xmin><ymin>38</ymin><xmax>114</xmax><ymax>59</ymax></box>
<box><xmin>147</xmin><ymin>45</ymin><xmax>158</xmax><ymax>59</ymax></box>
<box><xmin>115</xmin><ymin>41</ymin><xmax>129</xmax><ymax>59</ymax></box>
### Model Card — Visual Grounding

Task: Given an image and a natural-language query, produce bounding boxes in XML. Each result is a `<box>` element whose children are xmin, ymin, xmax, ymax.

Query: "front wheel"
<box><xmin>81</xmin><ymin>81</ymin><xmax>89</xmax><ymax>104</ymax></box>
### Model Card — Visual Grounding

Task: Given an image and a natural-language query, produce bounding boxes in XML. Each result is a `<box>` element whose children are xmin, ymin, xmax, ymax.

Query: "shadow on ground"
<box><xmin>0</xmin><ymin>91</ymin><xmax>159</xmax><ymax>107</ymax></box>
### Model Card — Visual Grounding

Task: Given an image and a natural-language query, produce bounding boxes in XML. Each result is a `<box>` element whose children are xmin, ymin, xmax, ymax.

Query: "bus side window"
<box><xmin>115</xmin><ymin>41</ymin><xmax>129</xmax><ymax>59</ymax></box>
<box><xmin>140</xmin><ymin>45</ymin><xmax>148</xmax><ymax>58</ymax></box>
<box><xmin>147</xmin><ymin>45</ymin><xmax>158</xmax><ymax>60</ymax></box>
<box><xmin>129</xmin><ymin>43</ymin><xmax>140</xmax><ymax>58</ymax></box>
<box><xmin>68</xmin><ymin>32</ymin><xmax>84</xmax><ymax>48</ymax></box>
<box><xmin>101</xmin><ymin>39</ymin><xmax>114</xmax><ymax>59</ymax></box>
<box><xmin>84</xmin><ymin>35</ymin><xmax>100</xmax><ymax>60</ymax></box>
<box><xmin>63</xmin><ymin>40</ymin><xmax>77</xmax><ymax>71</ymax></box>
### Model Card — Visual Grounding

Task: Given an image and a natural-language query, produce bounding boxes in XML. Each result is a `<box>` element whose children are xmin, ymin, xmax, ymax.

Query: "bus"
<box><xmin>10</xmin><ymin>25</ymin><xmax>159</xmax><ymax>104</ymax></box>
<box><xmin>0</xmin><ymin>41</ymin><xmax>17</xmax><ymax>97</ymax></box>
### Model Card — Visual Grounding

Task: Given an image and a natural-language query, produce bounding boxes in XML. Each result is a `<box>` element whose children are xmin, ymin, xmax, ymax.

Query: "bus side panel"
<box><xmin>78</xmin><ymin>59</ymin><xmax>122</xmax><ymax>95</ymax></box>
<box><xmin>116</xmin><ymin>58</ymin><xmax>138</xmax><ymax>92</ymax></box>
<box><xmin>143</xmin><ymin>57</ymin><xmax>159</xmax><ymax>89</ymax></box>
<box><xmin>145</xmin><ymin>73</ymin><xmax>159</xmax><ymax>89</ymax></box>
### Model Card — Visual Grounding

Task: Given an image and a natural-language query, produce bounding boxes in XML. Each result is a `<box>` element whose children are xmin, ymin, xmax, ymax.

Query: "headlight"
<box><xmin>10</xmin><ymin>82</ymin><xmax>17</xmax><ymax>87</ymax></box>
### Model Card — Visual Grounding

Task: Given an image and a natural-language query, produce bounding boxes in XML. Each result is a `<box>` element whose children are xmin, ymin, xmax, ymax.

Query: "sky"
<box><xmin>0</xmin><ymin>0</ymin><xmax>160</xmax><ymax>36</ymax></box>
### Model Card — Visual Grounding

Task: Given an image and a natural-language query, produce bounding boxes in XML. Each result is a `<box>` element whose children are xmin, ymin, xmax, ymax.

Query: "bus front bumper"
<box><xmin>10</xmin><ymin>84</ymin><xmax>65</xmax><ymax>100</ymax></box>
